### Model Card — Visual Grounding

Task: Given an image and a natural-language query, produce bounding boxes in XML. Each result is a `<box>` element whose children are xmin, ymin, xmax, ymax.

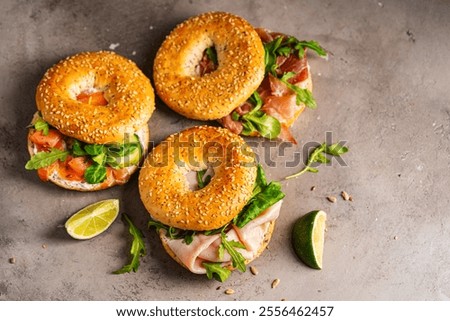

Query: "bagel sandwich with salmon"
<box><xmin>153</xmin><ymin>11</ymin><xmax>327</xmax><ymax>144</ymax></box>
<box><xmin>139</xmin><ymin>126</ymin><xmax>285</xmax><ymax>282</ymax></box>
<box><xmin>25</xmin><ymin>51</ymin><xmax>155</xmax><ymax>191</ymax></box>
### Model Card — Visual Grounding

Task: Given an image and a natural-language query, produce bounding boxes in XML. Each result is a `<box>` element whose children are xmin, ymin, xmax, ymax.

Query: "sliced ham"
<box><xmin>160</xmin><ymin>200</ymin><xmax>283</xmax><ymax>274</ymax></box>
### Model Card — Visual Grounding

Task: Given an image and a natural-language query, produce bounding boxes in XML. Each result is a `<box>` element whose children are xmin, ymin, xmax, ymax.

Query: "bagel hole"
<box><xmin>198</xmin><ymin>46</ymin><xmax>218</xmax><ymax>76</ymax></box>
<box><xmin>76</xmin><ymin>91</ymin><xmax>108</xmax><ymax>106</ymax></box>
<box><xmin>185</xmin><ymin>166</ymin><xmax>215</xmax><ymax>191</ymax></box>
<box><xmin>70</xmin><ymin>74</ymin><xmax>108</xmax><ymax>106</ymax></box>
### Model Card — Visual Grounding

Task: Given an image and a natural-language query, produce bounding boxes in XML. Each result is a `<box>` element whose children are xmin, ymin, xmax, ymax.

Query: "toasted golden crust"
<box><xmin>36</xmin><ymin>51</ymin><xmax>155</xmax><ymax>144</ymax></box>
<box><xmin>159</xmin><ymin>220</ymin><xmax>276</xmax><ymax>272</ymax></box>
<box><xmin>138</xmin><ymin>126</ymin><xmax>257</xmax><ymax>231</ymax></box>
<box><xmin>153</xmin><ymin>12</ymin><xmax>265</xmax><ymax>120</ymax></box>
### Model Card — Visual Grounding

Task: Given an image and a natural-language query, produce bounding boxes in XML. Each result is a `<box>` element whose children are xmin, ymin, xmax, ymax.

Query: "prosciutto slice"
<box><xmin>219</xmin><ymin>29</ymin><xmax>311</xmax><ymax>142</ymax></box>
<box><xmin>160</xmin><ymin>200</ymin><xmax>283</xmax><ymax>274</ymax></box>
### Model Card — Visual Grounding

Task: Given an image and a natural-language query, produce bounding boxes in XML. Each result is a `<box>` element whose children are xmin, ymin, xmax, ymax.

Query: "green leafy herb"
<box><xmin>219</xmin><ymin>233</ymin><xmax>246</xmax><ymax>272</ymax></box>
<box><xmin>264</xmin><ymin>36</ymin><xmax>327</xmax><ymax>75</ymax></box>
<box><xmin>280</xmin><ymin>72</ymin><xmax>317</xmax><ymax>109</ymax></box>
<box><xmin>148</xmin><ymin>219</ymin><xmax>196</xmax><ymax>244</ymax></box>
<box><xmin>113</xmin><ymin>213</ymin><xmax>146</xmax><ymax>274</ymax></box>
<box><xmin>84</xmin><ymin>163</ymin><xmax>107</xmax><ymax>184</ymax></box>
<box><xmin>25</xmin><ymin>148</ymin><xmax>69</xmax><ymax>170</ymax></box>
<box><xmin>91</xmin><ymin>153</ymin><xmax>106</xmax><ymax>165</ymax></box>
<box><xmin>84</xmin><ymin>144</ymin><xmax>105</xmax><ymax>156</ymax></box>
<box><xmin>72</xmin><ymin>140</ymin><xmax>87</xmax><ymax>156</ymax></box>
<box><xmin>235</xmin><ymin>181</ymin><xmax>285</xmax><ymax>228</ymax></box>
<box><xmin>239</xmin><ymin>92</ymin><xmax>281</xmax><ymax>139</ymax></box>
<box><xmin>295</xmin><ymin>40</ymin><xmax>328</xmax><ymax>58</ymax></box>
<box><xmin>205</xmin><ymin>47</ymin><xmax>218</xmax><ymax>65</ymax></box>
<box><xmin>34</xmin><ymin>118</ymin><xmax>49</xmax><ymax>135</ymax></box>
<box><xmin>197</xmin><ymin>169</ymin><xmax>211</xmax><ymax>189</ymax></box>
<box><xmin>252</xmin><ymin>164</ymin><xmax>268</xmax><ymax>197</ymax></box>
<box><xmin>203</xmin><ymin>262</ymin><xmax>231</xmax><ymax>282</ymax></box>
<box><xmin>242</xmin><ymin>110</ymin><xmax>281</xmax><ymax>139</ymax></box>
<box><xmin>284</xmin><ymin>142</ymin><xmax>349</xmax><ymax>180</ymax></box>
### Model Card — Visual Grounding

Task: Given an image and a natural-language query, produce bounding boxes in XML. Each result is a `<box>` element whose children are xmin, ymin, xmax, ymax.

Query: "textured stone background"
<box><xmin>1</xmin><ymin>0</ymin><xmax>449</xmax><ymax>300</ymax></box>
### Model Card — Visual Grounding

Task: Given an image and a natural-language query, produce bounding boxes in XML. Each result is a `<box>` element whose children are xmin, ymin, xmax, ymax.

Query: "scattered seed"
<box><xmin>310</xmin><ymin>186</ymin><xmax>316</xmax><ymax>191</ymax></box>
<box><xmin>250</xmin><ymin>266</ymin><xmax>259</xmax><ymax>276</ymax></box>
<box><xmin>216</xmin><ymin>286</ymin><xmax>221</xmax><ymax>290</ymax></box>
<box><xmin>9</xmin><ymin>257</ymin><xmax>16</xmax><ymax>264</ymax></box>
<box><xmin>341</xmin><ymin>191</ymin><xmax>350</xmax><ymax>201</ymax></box>
<box><xmin>349</xmin><ymin>195</ymin><xmax>354</xmax><ymax>202</ymax></box>
<box><xmin>327</xmin><ymin>196</ymin><xmax>337</xmax><ymax>203</ymax></box>
<box><xmin>42</xmin><ymin>244</ymin><xmax>47</xmax><ymax>249</ymax></box>
<box><xmin>225</xmin><ymin>288</ymin><xmax>235</xmax><ymax>295</ymax></box>
<box><xmin>271</xmin><ymin>278</ymin><xmax>280</xmax><ymax>289</ymax></box>
<box><xmin>394</xmin><ymin>236</ymin><xmax>398</xmax><ymax>240</ymax></box>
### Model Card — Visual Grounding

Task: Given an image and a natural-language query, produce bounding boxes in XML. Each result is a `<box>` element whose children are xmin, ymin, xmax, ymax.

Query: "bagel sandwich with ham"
<box><xmin>139</xmin><ymin>126</ymin><xmax>285</xmax><ymax>282</ymax></box>
<box><xmin>25</xmin><ymin>51</ymin><xmax>155</xmax><ymax>191</ymax></box>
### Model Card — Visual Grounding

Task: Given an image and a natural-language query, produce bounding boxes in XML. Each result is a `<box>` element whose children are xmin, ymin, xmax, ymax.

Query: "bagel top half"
<box><xmin>138</xmin><ymin>125</ymin><xmax>257</xmax><ymax>231</ymax></box>
<box><xmin>153</xmin><ymin>11</ymin><xmax>265</xmax><ymax>120</ymax></box>
<box><xmin>36</xmin><ymin>51</ymin><xmax>155</xmax><ymax>145</ymax></box>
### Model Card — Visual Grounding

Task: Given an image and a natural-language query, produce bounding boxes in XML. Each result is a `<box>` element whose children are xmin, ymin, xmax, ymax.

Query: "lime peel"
<box><xmin>292</xmin><ymin>210</ymin><xmax>327</xmax><ymax>269</ymax></box>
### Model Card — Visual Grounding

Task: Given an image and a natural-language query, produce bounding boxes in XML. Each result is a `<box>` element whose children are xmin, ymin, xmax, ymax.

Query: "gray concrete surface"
<box><xmin>1</xmin><ymin>0</ymin><xmax>449</xmax><ymax>301</ymax></box>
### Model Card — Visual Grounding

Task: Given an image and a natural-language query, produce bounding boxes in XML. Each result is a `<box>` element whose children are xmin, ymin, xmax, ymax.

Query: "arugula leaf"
<box><xmin>235</xmin><ymin>181</ymin><xmax>285</xmax><ymax>228</ymax></box>
<box><xmin>91</xmin><ymin>153</ymin><xmax>106</xmax><ymax>165</ymax></box>
<box><xmin>295</xmin><ymin>40</ymin><xmax>328</xmax><ymax>58</ymax></box>
<box><xmin>280</xmin><ymin>72</ymin><xmax>317</xmax><ymax>109</ymax></box>
<box><xmin>148</xmin><ymin>219</ymin><xmax>168</xmax><ymax>232</ymax></box>
<box><xmin>239</xmin><ymin>92</ymin><xmax>281</xmax><ymax>139</ymax></box>
<box><xmin>113</xmin><ymin>213</ymin><xmax>146</xmax><ymax>274</ymax></box>
<box><xmin>197</xmin><ymin>169</ymin><xmax>211</xmax><ymax>189</ymax></box>
<box><xmin>34</xmin><ymin>118</ymin><xmax>49</xmax><ymax>135</ymax></box>
<box><xmin>205</xmin><ymin>47</ymin><xmax>218</xmax><ymax>65</ymax></box>
<box><xmin>325</xmin><ymin>143</ymin><xmax>349</xmax><ymax>156</ymax></box>
<box><xmin>184</xmin><ymin>231</ymin><xmax>196</xmax><ymax>245</ymax></box>
<box><xmin>84</xmin><ymin>163</ymin><xmax>107</xmax><ymax>184</ymax></box>
<box><xmin>72</xmin><ymin>140</ymin><xmax>87</xmax><ymax>156</ymax></box>
<box><xmin>242</xmin><ymin>111</ymin><xmax>281</xmax><ymax>139</ymax></box>
<box><xmin>148</xmin><ymin>219</ymin><xmax>196</xmax><ymax>244</ymax></box>
<box><xmin>253</xmin><ymin>164</ymin><xmax>268</xmax><ymax>194</ymax></box>
<box><xmin>84</xmin><ymin>144</ymin><xmax>105</xmax><ymax>156</ymax></box>
<box><xmin>25</xmin><ymin>148</ymin><xmax>69</xmax><ymax>170</ymax></box>
<box><xmin>264</xmin><ymin>36</ymin><xmax>327</xmax><ymax>75</ymax></box>
<box><xmin>264</xmin><ymin>36</ymin><xmax>284</xmax><ymax>75</ymax></box>
<box><xmin>284</xmin><ymin>142</ymin><xmax>349</xmax><ymax>180</ymax></box>
<box><xmin>203</xmin><ymin>262</ymin><xmax>231</xmax><ymax>282</ymax></box>
<box><xmin>220</xmin><ymin>233</ymin><xmax>246</xmax><ymax>272</ymax></box>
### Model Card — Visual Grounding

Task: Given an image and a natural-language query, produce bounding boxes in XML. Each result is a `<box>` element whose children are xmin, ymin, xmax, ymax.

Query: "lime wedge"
<box><xmin>292</xmin><ymin>210</ymin><xmax>327</xmax><ymax>269</ymax></box>
<box><xmin>65</xmin><ymin>199</ymin><xmax>119</xmax><ymax>240</ymax></box>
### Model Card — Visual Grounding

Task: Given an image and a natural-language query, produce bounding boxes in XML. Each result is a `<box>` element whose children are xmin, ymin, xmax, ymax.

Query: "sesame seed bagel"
<box><xmin>36</xmin><ymin>51</ymin><xmax>155</xmax><ymax>144</ymax></box>
<box><xmin>153</xmin><ymin>11</ymin><xmax>265</xmax><ymax>120</ymax></box>
<box><xmin>138</xmin><ymin>125</ymin><xmax>257</xmax><ymax>231</ymax></box>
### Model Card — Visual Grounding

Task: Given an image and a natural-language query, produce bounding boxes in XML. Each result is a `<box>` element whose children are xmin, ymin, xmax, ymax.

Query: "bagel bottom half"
<box><xmin>160</xmin><ymin>219</ymin><xmax>276</xmax><ymax>273</ymax></box>
<box><xmin>27</xmin><ymin>112</ymin><xmax>150</xmax><ymax>191</ymax></box>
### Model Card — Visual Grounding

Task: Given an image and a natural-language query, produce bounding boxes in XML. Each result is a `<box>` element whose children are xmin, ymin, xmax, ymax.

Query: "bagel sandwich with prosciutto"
<box><xmin>214</xmin><ymin>28</ymin><xmax>328</xmax><ymax>143</ymax></box>
<box><xmin>139</xmin><ymin>126</ymin><xmax>285</xmax><ymax>282</ymax></box>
